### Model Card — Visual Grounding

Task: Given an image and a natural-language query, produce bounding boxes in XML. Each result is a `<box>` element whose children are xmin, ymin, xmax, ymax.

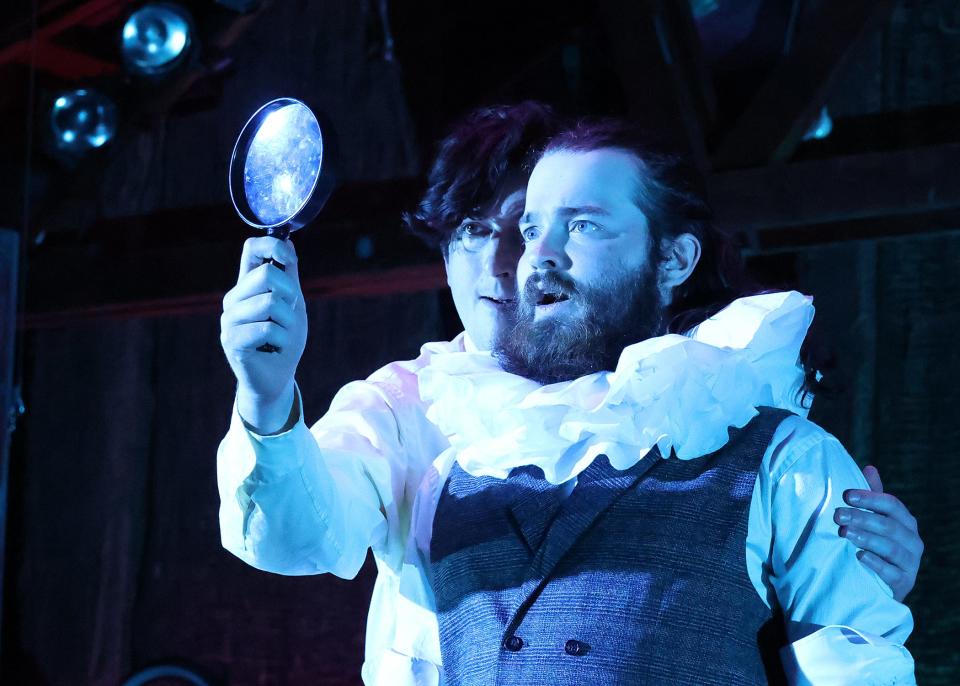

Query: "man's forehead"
<box><xmin>524</xmin><ymin>148</ymin><xmax>640</xmax><ymax>217</ymax></box>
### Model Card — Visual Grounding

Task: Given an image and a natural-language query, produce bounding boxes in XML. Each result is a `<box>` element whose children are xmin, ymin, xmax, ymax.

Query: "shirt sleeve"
<box><xmin>217</xmin><ymin>371</ymin><xmax>437</xmax><ymax>580</ymax></box>
<box><xmin>747</xmin><ymin>415</ymin><xmax>916</xmax><ymax>685</ymax></box>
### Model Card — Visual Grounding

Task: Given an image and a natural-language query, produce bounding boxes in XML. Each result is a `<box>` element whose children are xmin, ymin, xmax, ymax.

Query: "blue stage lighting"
<box><xmin>50</xmin><ymin>89</ymin><xmax>118</xmax><ymax>153</ymax></box>
<box><xmin>121</xmin><ymin>3</ymin><xmax>193</xmax><ymax>76</ymax></box>
<box><xmin>803</xmin><ymin>107</ymin><xmax>833</xmax><ymax>141</ymax></box>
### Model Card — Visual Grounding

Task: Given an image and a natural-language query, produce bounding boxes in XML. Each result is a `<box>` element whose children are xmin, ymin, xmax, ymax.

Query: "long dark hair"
<box><xmin>403</xmin><ymin>102</ymin><xmax>561</xmax><ymax>256</ymax></box>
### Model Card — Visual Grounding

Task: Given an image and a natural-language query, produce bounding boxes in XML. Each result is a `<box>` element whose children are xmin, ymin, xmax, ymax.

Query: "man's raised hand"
<box><xmin>220</xmin><ymin>237</ymin><xmax>308</xmax><ymax>434</ymax></box>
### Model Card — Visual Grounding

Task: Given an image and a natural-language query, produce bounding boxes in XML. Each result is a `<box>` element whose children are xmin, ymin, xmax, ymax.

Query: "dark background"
<box><xmin>1</xmin><ymin>0</ymin><xmax>958</xmax><ymax>683</ymax></box>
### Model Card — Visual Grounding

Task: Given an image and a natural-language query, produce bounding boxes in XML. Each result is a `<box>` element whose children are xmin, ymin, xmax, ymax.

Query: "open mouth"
<box><xmin>536</xmin><ymin>292</ymin><xmax>571</xmax><ymax>306</ymax></box>
<box><xmin>480</xmin><ymin>296</ymin><xmax>513</xmax><ymax>306</ymax></box>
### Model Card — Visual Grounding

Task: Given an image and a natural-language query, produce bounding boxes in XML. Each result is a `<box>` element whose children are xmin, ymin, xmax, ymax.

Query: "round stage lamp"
<box><xmin>50</xmin><ymin>89</ymin><xmax>118</xmax><ymax>153</ymax></box>
<box><xmin>121</xmin><ymin>3</ymin><xmax>193</xmax><ymax>76</ymax></box>
<box><xmin>229</xmin><ymin>97</ymin><xmax>334</xmax><ymax>240</ymax></box>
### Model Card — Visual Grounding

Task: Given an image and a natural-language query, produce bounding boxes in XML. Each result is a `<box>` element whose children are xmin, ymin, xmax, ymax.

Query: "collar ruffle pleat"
<box><xmin>417</xmin><ymin>291</ymin><xmax>815</xmax><ymax>485</ymax></box>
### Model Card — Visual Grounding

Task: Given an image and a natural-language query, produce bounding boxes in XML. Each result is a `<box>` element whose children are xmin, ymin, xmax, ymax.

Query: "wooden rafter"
<box><xmin>712</xmin><ymin>0</ymin><xmax>898</xmax><ymax>170</ymax></box>
<box><xmin>0</xmin><ymin>0</ymin><xmax>127</xmax><ymax>78</ymax></box>
<box><xmin>710</xmin><ymin>143</ymin><xmax>960</xmax><ymax>248</ymax></box>
<box><xmin>598</xmin><ymin>0</ymin><xmax>713</xmax><ymax>166</ymax></box>
<box><xmin>18</xmin><ymin>143</ymin><xmax>960</xmax><ymax>325</ymax></box>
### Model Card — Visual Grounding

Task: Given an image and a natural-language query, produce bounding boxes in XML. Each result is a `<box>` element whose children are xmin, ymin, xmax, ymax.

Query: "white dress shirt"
<box><xmin>218</xmin><ymin>293</ymin><xmax>915</xmax><ymax>686</ymax></box>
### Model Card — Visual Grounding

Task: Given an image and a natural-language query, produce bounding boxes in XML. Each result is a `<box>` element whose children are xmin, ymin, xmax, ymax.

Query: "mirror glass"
<box><xmin>236</xmin><ymin>100</ymin><xmax>323</xmax><ymax>228</ymax></box>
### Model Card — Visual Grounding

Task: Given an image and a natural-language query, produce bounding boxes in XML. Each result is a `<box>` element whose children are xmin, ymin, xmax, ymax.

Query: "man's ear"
<box><xmin>657</xmin><ymin>233</ymin><xmax>701</xmax><ymax>302</ymax></box>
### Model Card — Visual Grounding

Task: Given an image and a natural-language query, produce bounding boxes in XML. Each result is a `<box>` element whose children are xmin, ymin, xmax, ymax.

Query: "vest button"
<box><xmin>564</xmin><ymin>639</ymin><xmax>588</xmax><ymax>656</ymax></box>
<box><xmin>504</xmin><ymin>635</ymin><xmax>524</xmax><ymax>652</ymax></box>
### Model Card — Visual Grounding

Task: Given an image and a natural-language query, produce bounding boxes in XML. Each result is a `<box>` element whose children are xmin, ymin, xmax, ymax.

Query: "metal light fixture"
<box><xmin>121</xmin><ymin>3</ymin><xmax>193</xmax><ymax>76</ymax></box>
<box><xmin>50</xmin><ymin>89</ymin><xmax>118</xmax><ymax>153</ymax></box>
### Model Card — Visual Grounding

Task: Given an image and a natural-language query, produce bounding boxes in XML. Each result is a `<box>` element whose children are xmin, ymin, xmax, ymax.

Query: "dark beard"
<box><xmin>493</xmin><ymin>267</ymin><xmax>666</xmax><ymax>385</ymax></box>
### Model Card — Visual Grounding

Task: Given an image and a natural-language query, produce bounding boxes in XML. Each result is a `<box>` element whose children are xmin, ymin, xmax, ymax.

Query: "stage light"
<box><xmin>50</xmin><ymin>89</ymin><xmax>118</xmax><ymax>153</ymax></box>
<box><xmin>121</xmin><ymin>3</ymin><xmax>193</xmax><ymax>76</ymax></box>
<box><xmin>803</xmin><ymin>107</ymin><xmax>833</xmax><ymax>141</ymax></box>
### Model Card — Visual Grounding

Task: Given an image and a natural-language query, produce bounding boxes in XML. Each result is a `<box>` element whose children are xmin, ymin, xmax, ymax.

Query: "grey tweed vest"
<box><xmin>430</xmin><ymin>407</ymin><xmax>793</xmax><ymax>686</ymax></box>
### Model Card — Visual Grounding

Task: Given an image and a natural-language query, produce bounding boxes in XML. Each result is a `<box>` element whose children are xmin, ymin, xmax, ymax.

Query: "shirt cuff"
<box><xmin>230</xmin><ymin>385</ymin><xmax>310</xmax><ymax>480</ymax></box>
<box><xmin>781</xmin><ymin>625</ymin><xmax>916</xmax><ymax>686</ymax></box>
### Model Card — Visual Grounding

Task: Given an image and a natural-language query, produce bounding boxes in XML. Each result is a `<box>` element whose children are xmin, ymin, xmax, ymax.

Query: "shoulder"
<box><xmin>331</xmin><ymin>335</ymin><xmax>466</xmax><ymax>413</ymax></box>
<box><xmin>367</xmin><ymin>334</ymin><xmax>464</xmax><ymax>388</ymax></box>
<box><xmin>760</xmin><ymin>414</ymin><xmax>868</xmax><ymax>491</ymax></box>
<box><xmin>316</xmin><ymin>338</ymin><xmax>463</xmax><ymax>447</ymax></box>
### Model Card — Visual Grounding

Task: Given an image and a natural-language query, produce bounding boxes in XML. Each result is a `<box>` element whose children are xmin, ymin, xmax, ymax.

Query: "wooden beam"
<box><xmin>19</xmin><ymin>144</ymin><xmax>960</xmax><ymax>323</ymax></box>
<box><xmin>0</xmin><ymin>228</ymin><xmax>19</xmax><ymax>656</ymax></box>
<box><xmin>0</xmin><ymin>0</ymin><xmax>126</xmax><ymax>73</ymax></box>
<box><xmin>650</xmin><ymin>0</ymin><xmax>717</xmax><ymax>169</ymax></box>
<box><xmin>709</xmin><ymin>143</ymin><xmax>960</xmax><ymax>234</ymax></box>
<box><xmin>746</xmin><ymin>208</ymin><xmax>960</xmax><ymax>252</ymax></box>
<box><xmin>21</xmin><ymin>178</ymin><xmax>437</xmax><ymax>322</ymax></box>
<box><xmin>13</xmin><ymin>40</ymin><xmax>119</xmax><ymax>79</ymax></box>
<box><xmin>20</xmin><ymin>262</ymin><xmax>446</xmax><ymax>330</ymax></box>
<box><xmin>598</xmin><ymin>0</ymin><xmax>708</xmax><ymax>161</ymax></box>
<box><xmin>712</xmin><ymin>0</ymin><xmax>897</xmax><ymax>170</ymax></box>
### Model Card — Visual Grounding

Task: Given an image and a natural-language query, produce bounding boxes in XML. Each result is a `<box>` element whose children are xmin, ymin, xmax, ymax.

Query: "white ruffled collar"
<box><xmin>417</xmin><ymin>291</ymin><xmax>814</xmax><ymax>485</ymax></box>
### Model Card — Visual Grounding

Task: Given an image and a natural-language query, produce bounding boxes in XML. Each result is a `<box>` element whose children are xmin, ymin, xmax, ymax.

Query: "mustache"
<box><xmin>521</xmin><ymin>271</ymin><xmax>579</xmax><ymax>304</ymax></box>
<box><xmin>495</xmin><ymin>262</ymin><xmax>664</xmax><ymax>385</ymax></box>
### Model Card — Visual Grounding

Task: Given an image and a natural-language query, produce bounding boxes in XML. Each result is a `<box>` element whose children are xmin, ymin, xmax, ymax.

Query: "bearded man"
<box><xmin>419</xmin><ymin>120</ymin><xmax>916</xmax><ymax>684</ymax></box>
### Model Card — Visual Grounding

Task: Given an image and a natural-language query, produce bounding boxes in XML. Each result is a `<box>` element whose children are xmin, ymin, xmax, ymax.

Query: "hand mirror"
<box><xmin>229</xmin><ymin>97</ymin><xmax>334</xmax><ymax>242</ymax></box>
<box><xmin>229</xmin><ymin>97</ymin><xmax>334</xmax><ymax>352</ymax></box>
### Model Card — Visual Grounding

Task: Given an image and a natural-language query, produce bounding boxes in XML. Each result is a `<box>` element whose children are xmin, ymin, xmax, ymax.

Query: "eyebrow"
<box><xmin>520</xmin><ymin>205</ymin><xmax>611</xmax><ymax>224</ymax></box>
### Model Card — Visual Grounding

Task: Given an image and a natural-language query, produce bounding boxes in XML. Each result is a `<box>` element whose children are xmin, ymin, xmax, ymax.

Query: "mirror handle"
<box><xmin>257</xmin><ymin>226</ymin><xmax>290</xmax><ymax>353</ymax></box>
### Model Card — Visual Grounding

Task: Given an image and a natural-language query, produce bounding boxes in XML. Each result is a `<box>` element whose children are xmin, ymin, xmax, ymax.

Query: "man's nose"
<box><xmin>526</xmin><ymin>228</ymin><xmax>571</xmax><ymax>271</ymax></box>
<box><xmin>488</xmin><ymin>229</ymin><xmax>523</xmax><ymax>278</ymax></box>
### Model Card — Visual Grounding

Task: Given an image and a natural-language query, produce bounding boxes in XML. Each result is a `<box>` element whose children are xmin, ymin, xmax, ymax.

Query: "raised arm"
<box><xmin>217</xmin><ymin>236</ymin><xmax>416</xmax><ymax>579</ymax></box>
